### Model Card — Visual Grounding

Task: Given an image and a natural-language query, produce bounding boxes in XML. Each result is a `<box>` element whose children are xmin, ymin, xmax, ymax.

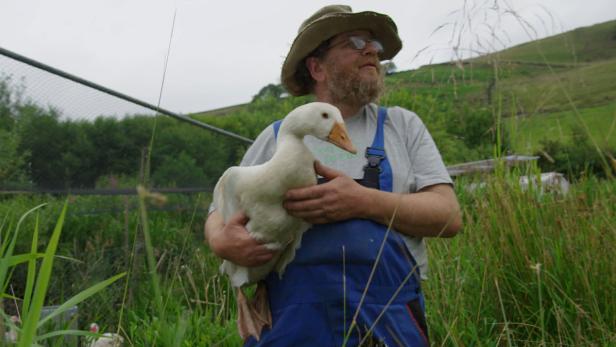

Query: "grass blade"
<box><xmin>17</xmin><ymin>200</ymin><xmax>68</xmax><ymax>347</ymax></box>
<box><xmin>22</xmin><ymin>211</ymin><xmax>40</xmax><ymax>315</ymax></box>
<box><xmin>36</xmin><ymin>272</ymin><xmax>126</xmax><ymax>329</ymax></box>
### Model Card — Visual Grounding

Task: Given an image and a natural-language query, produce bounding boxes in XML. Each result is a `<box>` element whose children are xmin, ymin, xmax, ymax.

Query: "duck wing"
<box><xmin>214</xmin><ymin>166</ymin><xmax>274</xmax><ymax>286</ymax></box>
<box><xmin>213</xmin><ymin>166</ymin><xmax>241</xmax><ymax>222</ymax></box>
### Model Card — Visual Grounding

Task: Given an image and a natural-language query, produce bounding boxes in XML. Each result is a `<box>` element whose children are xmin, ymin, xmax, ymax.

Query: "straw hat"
<box><xmin>281</xmin><ymin>5</ymin><xmax>402</xmax><ymax>96</ymax></box>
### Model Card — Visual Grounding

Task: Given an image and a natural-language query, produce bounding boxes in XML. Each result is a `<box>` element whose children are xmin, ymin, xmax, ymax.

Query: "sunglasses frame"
<box><xmin>329</xmin><ymin>35</ymin><xmax>384</xmax><ymax>55</ymax></box>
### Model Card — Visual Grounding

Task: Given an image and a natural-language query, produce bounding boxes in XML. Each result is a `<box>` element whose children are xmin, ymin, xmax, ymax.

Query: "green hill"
<box><xmin>392</xmin><ymin>19</ymin><xmax>616</xmax><ymax>154</ymax></box>
<box><xmin>191</xmin><ymin>19</ymin><xmax>616</xmax><ymax>172</ymax></box>
<box><xmin>475</xmin><ymin>19</ymin><xmax>616</xmax><ymax>64</ymax></box>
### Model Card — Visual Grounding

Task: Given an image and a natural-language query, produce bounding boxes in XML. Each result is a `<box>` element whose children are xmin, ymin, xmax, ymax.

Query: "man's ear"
<box><xmin>306</xmin><ymin>57</ymin><xmax>326</xmax><ymax>83</ymax></box>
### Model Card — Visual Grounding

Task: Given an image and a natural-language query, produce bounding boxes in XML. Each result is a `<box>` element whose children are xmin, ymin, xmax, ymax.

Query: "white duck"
<box><xmin>213</xmin><ymin>102</ymin><xmax>356</xmax><ymax>339</ymax></box>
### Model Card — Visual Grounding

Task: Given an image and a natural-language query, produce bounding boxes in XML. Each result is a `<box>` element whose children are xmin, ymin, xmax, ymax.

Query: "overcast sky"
<box><xmin>0</xmin><ymin>0</ymin><xmax>615</xmax><ymax>119</ymax></box>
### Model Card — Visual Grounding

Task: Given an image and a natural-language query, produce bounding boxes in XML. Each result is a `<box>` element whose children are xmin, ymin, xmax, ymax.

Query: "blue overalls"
<box><xmin>246</xmin><ymin>107</ymin><xmax>429</xmax><ymax>346</ymax></box>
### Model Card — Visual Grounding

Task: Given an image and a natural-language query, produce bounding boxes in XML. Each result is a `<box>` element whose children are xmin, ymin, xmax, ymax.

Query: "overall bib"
<box><xmin>246</xmin><ymin>107</ymin><xmax>429</xmax><ymax>346</ymax></box>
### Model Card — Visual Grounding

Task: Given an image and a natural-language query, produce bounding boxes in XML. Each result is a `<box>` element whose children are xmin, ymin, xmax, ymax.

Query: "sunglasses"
<box><xmin>330</xmin><ymin>36</ymin><xmax>384</xmax><ymax>54</ymax></box>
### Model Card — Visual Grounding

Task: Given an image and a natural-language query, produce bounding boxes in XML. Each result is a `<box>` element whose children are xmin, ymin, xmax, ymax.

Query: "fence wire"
<box><xmin>0</xmin><ymin>46</ymin><xmax>253</xmax><ymax>143</ymax></box>
<box><xmin>0</xmin><ymin>46</ymin><xmax>252</xmax><ymax>194</ymax></box>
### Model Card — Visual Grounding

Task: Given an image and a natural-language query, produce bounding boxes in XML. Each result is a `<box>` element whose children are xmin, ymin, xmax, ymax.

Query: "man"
<box><xmin>205</xmin><ymin>5</ymin><xmax>462</xmax><ymax>346</ymax></box>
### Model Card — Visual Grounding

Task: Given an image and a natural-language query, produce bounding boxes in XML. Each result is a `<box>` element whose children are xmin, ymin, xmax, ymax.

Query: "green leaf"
<box><xmin>35</xmin><ymin>329</ymin><xmax>98</xmax><ymax>341</ymax></box>
<box><xmin>24</xmin><ymin>212</ymin><xmax>40</xmax><ymax>315</ymax></box>
<box><xmin>4</xmin><ymin>252</ymin><xmax>44</xmax><ymax>266</ymax></box>
<box><xmin>37</xmin><ymin>272</ymin><xmax>126</xmax><ymax>328</ymax></box>
<box><xmin>18</xmin><ymin>200</ymin><xmax>67</xmax><ymax>347</ymax></box>
<box><xmin>0</xmin><ymin>203</ymin><xmax>46</xmax><ymax>300</ymax></box>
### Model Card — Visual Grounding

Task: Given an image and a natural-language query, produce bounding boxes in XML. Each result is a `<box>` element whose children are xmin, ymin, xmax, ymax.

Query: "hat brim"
<box><xmin>282</xmin><ymin>11</ymin><xmax>402</xmax><ymax>96</ymax></box>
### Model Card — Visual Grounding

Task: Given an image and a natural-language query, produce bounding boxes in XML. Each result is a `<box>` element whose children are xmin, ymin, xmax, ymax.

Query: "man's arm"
<box><xmin>205</xmin><ymin>211</ymin><xmax>276</xmax><ymax>267</ymax></box>
<box><xmin>283</xmin><ymin>161</ymin><xmax>462</xmax><ymax>237</ymax></box>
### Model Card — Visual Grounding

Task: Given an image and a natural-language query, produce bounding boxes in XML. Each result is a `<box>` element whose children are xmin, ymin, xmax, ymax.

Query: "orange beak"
<box><xmin>327</xmin><ymin>122</ymin><xmax>357</xmax><ymax>154</ymax></box>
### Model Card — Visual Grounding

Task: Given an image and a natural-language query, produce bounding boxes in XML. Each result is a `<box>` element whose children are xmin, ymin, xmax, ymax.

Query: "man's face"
<box><xmin>320</xmin><ymin>30</ymin><xmax>385</xmax><ymax>106</ymax></box>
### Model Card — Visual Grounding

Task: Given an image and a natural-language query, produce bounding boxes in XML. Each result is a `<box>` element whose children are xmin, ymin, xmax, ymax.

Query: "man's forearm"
<box><xmin>204</xmin><ymin>210</ymin><xmax>276</xmax><ymax>267</ymax></box>
<box><xmin>361</xmin><ymin>184</ymin><xmax>462</xmax><ymax>238</ymax></box>
<box><xmin>204</xmin><ymin>210</ymin><xmax>223</xmax><ymax>247</ymax></box>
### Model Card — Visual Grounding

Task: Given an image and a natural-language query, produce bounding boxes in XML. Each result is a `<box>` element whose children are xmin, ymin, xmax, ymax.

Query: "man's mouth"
<box><xmin>360</xmin><ymin>63</ymin><xmax>378</xmax><ymax>71</ymax></box>
<box><xmin>359</xmin><ymin>60</ymin><xmax>380</xmax><ymax>70</ymax></box>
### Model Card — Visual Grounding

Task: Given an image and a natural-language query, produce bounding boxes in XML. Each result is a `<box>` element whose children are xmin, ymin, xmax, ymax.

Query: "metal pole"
<box><xmin>0</xmin><ymin>46</ymin><xmax>254</xmax><ymax>145</ymax></box>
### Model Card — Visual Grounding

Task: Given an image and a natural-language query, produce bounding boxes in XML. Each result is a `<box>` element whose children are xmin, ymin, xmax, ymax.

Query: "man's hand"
<box><xmin>283</xmin><ymin>161</ymin><xmax>369</xmax><ymax>224</ymax></box>
<box><xmin>205</xmin><ymin>211</ymin><xmax>276</xmax><ymax>267</ymax></box>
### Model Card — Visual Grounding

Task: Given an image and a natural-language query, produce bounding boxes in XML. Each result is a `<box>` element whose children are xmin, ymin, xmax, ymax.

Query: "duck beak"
<box><xmin>328</xmin><ymin>122</ymin><xmax>357</xmax><ymax>154</ymax></box>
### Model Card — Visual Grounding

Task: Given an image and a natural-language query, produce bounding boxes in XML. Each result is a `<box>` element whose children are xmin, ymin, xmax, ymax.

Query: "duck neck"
<box><xmin>270</xmin><ymin>133</ymin><xmax>314</xmax><ymax>174</ymax></box>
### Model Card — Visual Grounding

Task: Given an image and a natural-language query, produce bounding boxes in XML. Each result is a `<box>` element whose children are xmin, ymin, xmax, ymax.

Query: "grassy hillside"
<box><xmin>389</xmin><ymin>19</ymin><xmax>616</xmax><ymax>157</ymax></box>
<box><xmin>508</xmin><ymin>102</ymin><xmax>616</xmax><ymax>153</ymax></box>
<box><xmin>497</xmin><ymin>58</ymin><xmax>616</xmax><ymax>114</ymax></box>
<box><xmin>189</xmin><ymin>18</ymin><xmax>616</xmax><ymax>171</ymax></box>
<box><xmin>475</xmin><ymin>19</ymin><xmax>616</xmax><ymax>64</ymax></box>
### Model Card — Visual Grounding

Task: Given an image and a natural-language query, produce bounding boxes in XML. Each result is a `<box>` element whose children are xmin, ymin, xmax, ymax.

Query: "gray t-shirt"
<box><xmin>212</xmin><ymin>103</ymin><xmax>452</xmax><ymax>279</ymax></box>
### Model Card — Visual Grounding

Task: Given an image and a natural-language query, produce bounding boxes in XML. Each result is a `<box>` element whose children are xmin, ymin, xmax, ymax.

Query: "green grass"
<box><xmin>2</xmin><ymin>170</ymin><xmax>615</xmax><ymax>345</ymax></box>
<box><xmin>425</xmin><ymin>172</ymin><xmax>616</xmax><ymax>346</ymax></box>
<box><xmin>507</xmin><ymin>102</ymin><xmax>616</xmax><ymax>153</ymax></box>
<box><xmin>0</xmin><ymin>200</ymin><xmax>126</xmax><ymax>346</ymax></box>
<box><xmin>497</xmin><ymin>59</ymin><xmax>616</xmax><ymax>115</ymax></box>
<box><xmin>475</xmin><ymin>19</ymin><xmax>616</xmax><ymax>64</ymax></box>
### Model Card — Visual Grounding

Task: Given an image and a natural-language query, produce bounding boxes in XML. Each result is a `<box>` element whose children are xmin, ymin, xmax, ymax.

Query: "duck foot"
<box><xmin>237</xmin><ymin>282</ymin><xmax>271</xmax><ymax>341</ymax></box>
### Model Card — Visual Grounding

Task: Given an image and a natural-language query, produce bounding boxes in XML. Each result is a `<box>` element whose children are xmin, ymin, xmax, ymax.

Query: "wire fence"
<box><xmin>0</xmin><ymin>46</ymin><xmax>252</xmax><ymax>194</ymax></box>
<box><xmin>0</xmin><ymin>46</ymin><xmax>253</xmax><ymax>142</ymax></box>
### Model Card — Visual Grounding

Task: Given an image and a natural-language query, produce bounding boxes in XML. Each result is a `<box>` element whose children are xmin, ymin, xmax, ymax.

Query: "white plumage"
<box><xmin>214</xmin><ymin>102</ymin><xmax>356</xmax><ymax>287</ymax></box>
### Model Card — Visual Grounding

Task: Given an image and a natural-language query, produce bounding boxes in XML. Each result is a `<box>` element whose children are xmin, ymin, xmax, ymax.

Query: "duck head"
<box><xmin>281</xmin><ymin>102</ymin><xmax>357</xmax><ymax>154</ymax></box>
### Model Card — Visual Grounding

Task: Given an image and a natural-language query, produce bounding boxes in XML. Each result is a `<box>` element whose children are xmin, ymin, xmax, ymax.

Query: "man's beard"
<box><xmin>325</xmin><ymin>62</ymin><xmax>385</xmax><ymax>107</ymax></box>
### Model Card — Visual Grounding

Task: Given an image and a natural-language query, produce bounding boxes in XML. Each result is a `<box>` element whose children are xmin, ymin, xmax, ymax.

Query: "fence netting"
<box><xmin>0</xmin><ymin>47</ymin><xmax>249</xmax><ymax>195</ymax></box>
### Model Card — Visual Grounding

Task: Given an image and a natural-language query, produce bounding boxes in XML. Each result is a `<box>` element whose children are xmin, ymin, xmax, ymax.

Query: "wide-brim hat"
<box><xmin>281</xmin><ymin>5</ymin><xmax>402</xmax><ymax>96</ymax></box>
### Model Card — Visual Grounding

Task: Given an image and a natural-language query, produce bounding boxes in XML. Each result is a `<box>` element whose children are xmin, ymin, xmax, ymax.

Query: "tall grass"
<box><xmin>425</xmin><ymin>172</ymin><xmax>616</xmax><ymax>346</ymax></box>
<box><xmin>1</xmin><ymin>171</ymin><xmax>613</xmax><ymax>345</ymax></box>
<box><xmin>0</xmin><ymin>201</ymin><xmax>126</xmax><ymax>346</ymax></box>
<box><xmin>0</xmin><ymin>193</ymin><xmax>241</xmax><ymax>346</ymax></box>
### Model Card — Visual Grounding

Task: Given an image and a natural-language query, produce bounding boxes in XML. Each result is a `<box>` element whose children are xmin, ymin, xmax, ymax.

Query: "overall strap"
<box><xmin>273</xmin><ymin>108</ymin><xmax>392</xmax><ymax>192</ymax></box>
<box><xmin>273</xmin><ymin>119</ymin><xmax>282</xmax><ymax>139</ymax></box>
<box><xmin>363</xmin><ymin>106</ymin><xmax>392</xmax><ymax>192</ymax></box>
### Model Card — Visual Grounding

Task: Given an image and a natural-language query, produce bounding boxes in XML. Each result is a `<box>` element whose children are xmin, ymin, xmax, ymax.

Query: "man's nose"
<box><xmin>362</xmin><ymin>42</ymin><xmax>381</xmax><ymax>55</ymax></box>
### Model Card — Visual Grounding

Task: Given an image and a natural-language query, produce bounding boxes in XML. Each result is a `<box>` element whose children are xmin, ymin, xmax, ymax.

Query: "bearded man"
<box><xmin>206</xmin><ymin>5</ymin><xmax>462</xmax><ymax>346</ymax></box>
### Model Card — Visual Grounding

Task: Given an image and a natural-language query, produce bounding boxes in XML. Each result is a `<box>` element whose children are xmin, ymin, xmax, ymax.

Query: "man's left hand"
<box><xmin>283</xmin><ymin>161</ymin><xmax>368</xmax><ymax>224</ymax></box>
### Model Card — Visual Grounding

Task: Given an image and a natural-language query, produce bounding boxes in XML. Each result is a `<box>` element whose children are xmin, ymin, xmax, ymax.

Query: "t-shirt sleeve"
<box><xmin>401</xmin><ymin>108</ymin><xmax>453</xmax><ymax>191</ymax></box>
<box><xmin>208</xmin><ymin>125</ymin><xmax>277</xmax><ymax>214</ymax></box>
<box><xmin>239</xmin><ymin>124</ymin><xmax>277</xmax><ymax>167</ymax></box>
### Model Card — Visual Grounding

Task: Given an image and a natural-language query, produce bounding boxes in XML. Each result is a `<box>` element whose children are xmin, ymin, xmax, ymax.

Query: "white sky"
<box><xmin>0</xmin><ymin>0</ymin><xmax>615</xmax><ymax>118</ymax></box>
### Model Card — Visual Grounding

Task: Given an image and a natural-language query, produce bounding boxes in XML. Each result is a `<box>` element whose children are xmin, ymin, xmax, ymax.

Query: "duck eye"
<box><xmin>322</xmin><ymin>112</ymin><xmax>329</xmax><ymax>119</ymax></box>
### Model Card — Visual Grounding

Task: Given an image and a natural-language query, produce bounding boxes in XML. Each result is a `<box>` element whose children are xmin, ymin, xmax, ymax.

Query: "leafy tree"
<box><xmin>0</xmin><ymin>128</ymin><xmax>28</xmax><ymax>188</ymax></box>
<box><xmin>15</xmin><ymin>103</ymin><xmax>68</xmax><ymax>188</ymax></box>
<box><xmin>0</xmin><ymin>75</ymin><xmax>29</xmax><ymax>188</ymax></box>
<box><xmin>152</xmin><ymin>151</ymin><xmax>207</xmax><ymax>187</ymax></box>
<box><xmin>252</xmin><ymin>83</ymin><xmax>286</xmax><ymax>102</ymax></box>
<box><xmin>0</xmin><ymin>74</ymin><xmax>22</xmax><ymax>131</ymax></box>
